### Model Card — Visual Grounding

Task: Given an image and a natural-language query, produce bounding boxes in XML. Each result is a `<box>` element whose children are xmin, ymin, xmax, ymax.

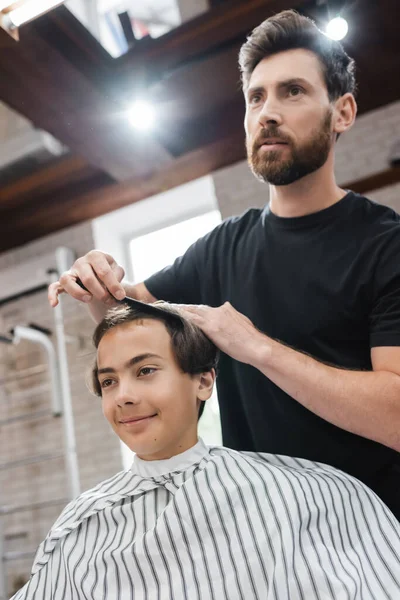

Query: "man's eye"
<box><xmin>289</xmin><ymin>86</ymin><xmax>303</xmax><ymax>97</ymax></box>
<box><xmin>249</xmin><ymin>94</ymin><xmax>262</xmax><ymax>104</ymax></box>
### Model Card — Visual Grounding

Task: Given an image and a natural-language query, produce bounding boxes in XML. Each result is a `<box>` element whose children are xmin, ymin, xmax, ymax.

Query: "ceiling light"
<box><xmin>128</xmin><ymin>101</ymin><xmax>155</xmax><ymax>131</ymax></box>
<box><xmin>0</xmin><ymin>0</ymin><xmax>64</xmax><ymax>40</ymax></box>
<box><xmin>326</xmin><ymin>16</ymin><xmax>348</xmax><ymax>41</ymax></box>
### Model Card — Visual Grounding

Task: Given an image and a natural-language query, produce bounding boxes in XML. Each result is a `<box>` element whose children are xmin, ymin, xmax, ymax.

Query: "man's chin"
<box><xmin>251</xmin><ymin>162</ymin><xmax>295</xmax><ymax>185</ymax></box>
<box><xmin>259</xmin><ymin>172</ymin><xmax>306</xmax><ymax>186</ymax></box>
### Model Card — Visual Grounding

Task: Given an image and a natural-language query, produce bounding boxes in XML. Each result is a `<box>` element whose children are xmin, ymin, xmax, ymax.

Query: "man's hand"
<box><xmin>178</xmin><ymin>301</ymin><xmax>267</xmax><ymax>364</ymax></box>
<box><xmin>48</xmin><ymin>250</ymin><xmax>126</xmax><ymax>308</ymax></box>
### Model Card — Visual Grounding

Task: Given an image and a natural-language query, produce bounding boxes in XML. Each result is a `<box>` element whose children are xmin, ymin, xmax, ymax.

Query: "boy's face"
<box><xmin>97</xmin><ymin>319</ymin><xmax>214</xmax><ymax>461</ymax></box>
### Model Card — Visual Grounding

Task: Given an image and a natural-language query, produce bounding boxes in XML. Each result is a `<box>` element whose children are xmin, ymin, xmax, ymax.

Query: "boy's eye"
<box><xmin>100</xmin><ymin>378</ymin><xmax>114</xmax><ymax>388</ymax></box>
<box><xmin>138</xmin><ymin>367</ymin><xmax>156</xmax><ymax>377</ymax></box>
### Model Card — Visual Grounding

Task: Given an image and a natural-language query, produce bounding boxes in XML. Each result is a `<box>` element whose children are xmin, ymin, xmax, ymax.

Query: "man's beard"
<box><xmin>247</xmin><ymin>109</ymin><xmax>333</xmax><ymax>186</ymax></box>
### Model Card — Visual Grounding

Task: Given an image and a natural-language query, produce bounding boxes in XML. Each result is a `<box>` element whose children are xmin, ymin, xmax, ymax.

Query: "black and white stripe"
<box><xmin>12</xmin><ymin>442</ymin><xmax>400</xmax><ymax>599</ymax></box>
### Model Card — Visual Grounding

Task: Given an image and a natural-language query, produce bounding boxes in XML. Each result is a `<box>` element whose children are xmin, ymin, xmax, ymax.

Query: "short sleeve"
<box><xmin>144</xmin><ymin>221</ymin><xmax>228</xmax><ymax>306</ymax></box>
<box><xmin>369</xmin><ymin>226</ymin><xmax>400</xmax><ymax>348</ymax></box>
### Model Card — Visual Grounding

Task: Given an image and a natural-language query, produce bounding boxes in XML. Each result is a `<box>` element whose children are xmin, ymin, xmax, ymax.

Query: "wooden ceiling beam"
<box><xmin>0</xmin><ymin>130</ymin><xmax>245</xmax><ymax>251</ymax></box>
<box><xmin>0</xmin><ymin>156</ymin><xmax>97</xmax><ymax>208</ymax></box>
<box><xmin>0</xmin><ymin>23</ymin><xmax>171</xmax><ymax>182</ymax></box>
<box><xmin>118</xmin><ymin>0</ymin><xmax>305</xmax><ymax>77</ymax></box>
<box><xmin>0</xmin><ymin>0</ymin><xmax>397</xmax><ymax>185</ymax></box>
<box><xmin>2</xmin><ymin>141</ymin><xmax>399</xmax><ymax>253</ymax></box>
<box><xmin>348</xmin><ymin>166</ymin><xmax>400</xmax><ymax>196</ymax></box>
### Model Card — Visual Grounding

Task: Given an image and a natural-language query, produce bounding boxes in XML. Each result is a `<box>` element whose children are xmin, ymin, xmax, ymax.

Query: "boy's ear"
<box><xmin>197</xmin><ymin>369</ymin><xmax>216</xmax><ymax>401</ymax></box>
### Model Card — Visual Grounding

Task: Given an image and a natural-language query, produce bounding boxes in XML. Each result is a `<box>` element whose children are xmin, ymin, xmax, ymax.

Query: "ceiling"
<box><xmin>0</xmin><ymin>0</ymin><xmax>399</xmax><ymax>252</ymax></box>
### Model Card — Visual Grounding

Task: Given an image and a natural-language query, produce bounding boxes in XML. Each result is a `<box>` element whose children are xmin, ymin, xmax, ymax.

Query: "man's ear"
<box><xmin>333</xmin><ymin>93</ymin><xmax>357</xmax><ymax>136</ymax></box>
<box><xmin>197</xmin><ymin>369</ymin><xmax>216</xmax><ymax>402</ymax></box>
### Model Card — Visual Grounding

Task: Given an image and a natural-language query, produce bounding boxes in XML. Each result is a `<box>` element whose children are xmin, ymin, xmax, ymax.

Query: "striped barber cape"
<box><xmin>12</xmin><ymin>439</ymin><xmax>400</xmax><ymax>600</ymax></box>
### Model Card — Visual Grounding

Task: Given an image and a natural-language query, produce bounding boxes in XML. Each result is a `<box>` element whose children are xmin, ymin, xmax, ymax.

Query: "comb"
<box><xmin>76</xmin><ymin>279</ymin><xmax>183</xmax><ymax>326</ymax></box>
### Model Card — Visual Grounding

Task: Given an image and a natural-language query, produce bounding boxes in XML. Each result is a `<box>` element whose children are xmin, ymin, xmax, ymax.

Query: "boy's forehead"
<box><xmin>97</xmin><ymin>320</ymin><xmax>173</xmax><ymax>364</ymax></box>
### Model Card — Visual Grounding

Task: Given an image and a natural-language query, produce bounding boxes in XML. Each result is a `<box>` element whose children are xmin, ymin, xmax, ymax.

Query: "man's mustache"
<box><xmin>253</xmin><ymin>129</ymin><xmax>292</xmax><ymax>149</ymax></box>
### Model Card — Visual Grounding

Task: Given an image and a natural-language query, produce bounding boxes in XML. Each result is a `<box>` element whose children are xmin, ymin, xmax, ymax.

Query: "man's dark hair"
<box><xmin>90</xmin><ymin>302</ymin><xmax>219</xmax><ymax>418</ymax></box>
<box><xmin>239</xmin><ymin>9</ymin><xmax>356</xmax><ymax>101</ymax></box>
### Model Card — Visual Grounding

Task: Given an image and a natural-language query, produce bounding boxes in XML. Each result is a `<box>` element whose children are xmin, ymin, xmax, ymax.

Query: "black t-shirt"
<box><xmin>145</xmin><ymin>191</ymin><xmax>400</xmax><ymax>515</ymax></box>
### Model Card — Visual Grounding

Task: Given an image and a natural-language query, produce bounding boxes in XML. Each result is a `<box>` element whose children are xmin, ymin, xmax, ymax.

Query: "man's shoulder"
<box><xmin>348</xmin><ymin>191</ymin><xmax>400</xmax><ymax>230</ymax></box>
<box><xmin>221</xmin><ymin>206</ymin><xmax>264</xmax><ymax>229</ymax></box>
<box><xmin>207</xmin><ymin>207</ymin><xmax>264</xmax><ymax>247</ymax></box>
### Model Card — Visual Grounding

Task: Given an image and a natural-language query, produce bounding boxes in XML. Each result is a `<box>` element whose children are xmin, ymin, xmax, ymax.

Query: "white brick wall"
<box><xmin>335</xmin><ymin>101</ymin><xmax>400</xmax><ymax>185</ymax></box>
<box><xmin>214</xmin><ymin>100</ymin><xmax>400</xmax><ymax>218</ymax></box>
<box><xmin>0</xmin><ymin>221</ymin><xmax>123</xmax><ymax>597</ymax></box>
<box><xmin>368</xmin><ymin>182</ymin><xmax>400</xmax><ymax>214</ymax></box>
<box><xmin>213</xmin><ymin>160</ymin><xmax>270</xmax><ymax>219</ymax></box>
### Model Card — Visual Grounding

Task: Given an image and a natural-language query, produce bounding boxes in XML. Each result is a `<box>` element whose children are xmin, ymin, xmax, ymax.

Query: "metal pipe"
<box><xmin>0</xmin><ymin>246</ymin><xmax>78</xmax><ymax>599</ymax></box>
<box><xmin>53</xmin><ymin>246</ymin><xmax>80</xmax><ymax>500</ymax></box>
<box><xmin>13</xmin><ymin>326</ymin><xmax>62</xmax><ymax>417</ymax></box>
<box><xmin>0</xmin><ymin>515</ymin><xmax>5</xmax><ymax>600</ymax></box>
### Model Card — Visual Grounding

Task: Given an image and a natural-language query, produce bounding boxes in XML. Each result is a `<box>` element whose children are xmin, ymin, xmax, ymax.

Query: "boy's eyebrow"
<box><xmin>98</xmin><ymin>353</ymin><xmax>163</xmax><ymax>375</ymax></box>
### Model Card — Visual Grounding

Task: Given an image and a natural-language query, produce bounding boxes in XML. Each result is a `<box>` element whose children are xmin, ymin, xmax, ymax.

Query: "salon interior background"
<box><xmin>0</xmin><ymin>0</ymin><xmax>399</xmax><ymax>596</ymax></box>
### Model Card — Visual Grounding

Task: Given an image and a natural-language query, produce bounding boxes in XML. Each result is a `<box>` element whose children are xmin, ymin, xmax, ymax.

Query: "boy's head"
<box><xmin>240</xmin><ymin>10</ymin><xmax>357</xmax><ymax>186</ymax></box>
<box><xmin>91</xmin><ymin>302</ymin><xmax>219</xmax><ymax>461</ymax></box>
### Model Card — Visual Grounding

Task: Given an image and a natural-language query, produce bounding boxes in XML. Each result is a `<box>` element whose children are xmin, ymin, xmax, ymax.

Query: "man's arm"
<box><xmin>180</xmin><ymin>302</ymin><xmax>400</xmax><ymax>452</ymax></box>
<box><xmin>255</xmin><ymin>335</ymin><xmax>400</xmax><ymax>452</ymax></box>
<box><xmin>48</xmin><ymin>250</ymin><xmax>157</xmax><ymax>322</ymax></box>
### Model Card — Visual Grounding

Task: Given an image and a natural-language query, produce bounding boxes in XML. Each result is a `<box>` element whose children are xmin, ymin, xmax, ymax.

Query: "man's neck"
<box><xmin>268</xmin><ymin>158</ymin><xmax>347</xmax><ymax>218</ymax></box>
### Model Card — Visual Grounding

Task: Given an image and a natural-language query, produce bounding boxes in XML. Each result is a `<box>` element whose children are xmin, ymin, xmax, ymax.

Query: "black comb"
<box><xmin>76</xmin><ymin>279</ymin><xmax>183</xmax><ymax>326</ymax></box>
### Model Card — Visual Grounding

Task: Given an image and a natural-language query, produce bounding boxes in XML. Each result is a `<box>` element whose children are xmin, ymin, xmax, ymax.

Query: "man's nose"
<box><xmin>258</xmin><ymin>97</ymin><xmax>283</xmax><ymax>128</ymax></box>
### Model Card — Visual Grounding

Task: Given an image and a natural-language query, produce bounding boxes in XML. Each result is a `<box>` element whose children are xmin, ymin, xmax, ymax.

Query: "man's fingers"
<box><xmin>48</xmin><ymin>281</ymin><xmax>64</xmax><ymax>307</ymax></box>
<box><xmin>83</xmin><ymin>252</ymin><xmax>125</xmax><ymax>300</ymax></box>
<box><xmin>71</xmin><ymin>262</ymin><xmax>111</xmax><ymax>303</ymax></box>
<box><xmin>96</xmin><ymin>265</ymin><xmax>126</xmax><ymax>300</ymax></box>
<box><xmin>47</xmin><ymin>250</ymin><xmax>126</xmax><ymax>309</ymax></box>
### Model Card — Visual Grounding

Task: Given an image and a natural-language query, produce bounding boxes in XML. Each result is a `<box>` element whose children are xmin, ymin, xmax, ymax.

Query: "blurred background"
<box><xmin>0</xmin><ymin>0</ymin><xmax>398</xmax><ymax>596</ymax></box>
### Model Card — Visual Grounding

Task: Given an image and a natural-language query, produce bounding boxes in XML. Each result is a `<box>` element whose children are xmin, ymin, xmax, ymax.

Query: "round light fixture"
<box><xmin>128</xmin><ymin>101</ymin><xmax>155</xmax><ymax>131</ymax></box>
<box><xmin>326</xmin><ymin>16</ymin><xmax>348</xmax><ymax>41</ymax></box>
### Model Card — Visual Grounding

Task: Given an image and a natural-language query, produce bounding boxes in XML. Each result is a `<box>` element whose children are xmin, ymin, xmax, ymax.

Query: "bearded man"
<box><xmin>49</xmin><ymin>10</ymin><xmax>400</xmax><ymax>519</ymax></box>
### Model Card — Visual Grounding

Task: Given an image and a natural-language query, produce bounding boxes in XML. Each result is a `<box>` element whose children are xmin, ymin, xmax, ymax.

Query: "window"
<box><xmin>66</xmin><ymin>0</ymin><xmax>209</xmax><ymax>58</ymax></box>
<box><xmin>129</xmin><ymin>211</ymin><xmax>220</xmax><ymax>282</ymax></box>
